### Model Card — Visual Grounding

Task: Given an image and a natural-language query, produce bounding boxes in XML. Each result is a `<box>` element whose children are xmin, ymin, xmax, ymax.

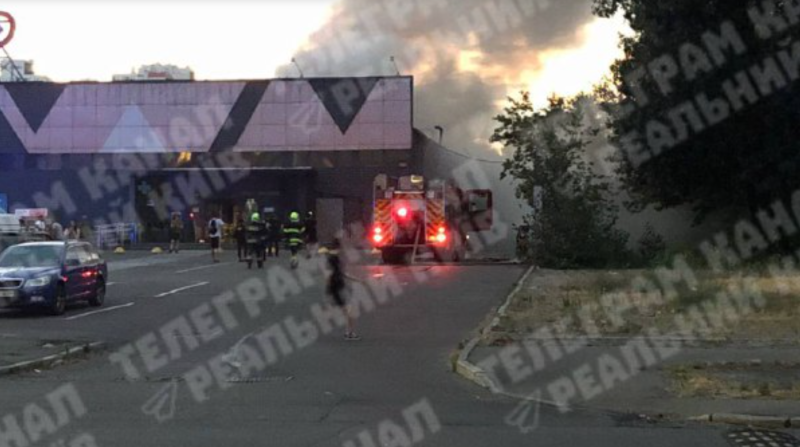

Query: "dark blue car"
<box><xmin>0</xmin><ymin>241</ymin><xmax>108</xmax><ymax>315</ymax></box>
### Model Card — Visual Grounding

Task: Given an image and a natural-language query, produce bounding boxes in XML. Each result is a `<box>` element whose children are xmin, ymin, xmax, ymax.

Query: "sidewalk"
<box><xmin>470</xmin><ymin>341</ymin><xmax>800</xmax><ymax>419</ymax></box>
<box><xmin>458</xmin><ymin>267</ymin><xmax>800</xmax><ymax>422</ymax></box>
<box><xmin>0</xmin><ymin>335</ymin><xmax>103</xmax><ymax>375</ymax></box>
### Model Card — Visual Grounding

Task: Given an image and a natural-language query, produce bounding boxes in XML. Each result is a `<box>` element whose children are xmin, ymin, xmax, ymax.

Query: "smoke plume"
<box><xmin>277</xmin><ymin>0</ymin><xmax>601</xmax><ymax>156</ymax></box>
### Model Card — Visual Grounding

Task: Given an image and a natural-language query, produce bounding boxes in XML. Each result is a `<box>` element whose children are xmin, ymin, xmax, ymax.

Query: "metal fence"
<box><xmin>95</xmin><ymin>223</ymin><xmax>139</xmax><ymax>249</ymax></box>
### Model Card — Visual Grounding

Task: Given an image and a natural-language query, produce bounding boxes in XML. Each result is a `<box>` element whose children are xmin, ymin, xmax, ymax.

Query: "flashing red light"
<box><xmin>436</xmin><ymin>233</ymin><xmax>447</xmax><ymax>244</ymax></box>
<box><xmin>374</xmin><ymin>227</ymin><xmax>382</xmax><ymax>234</ymax></box>
<box><xmin>373</xmin><ymin>234</ymin><xmax>384</xmax><ymax>244</ymax></box>
<box><xmin>397</xmin><ymin>207</ymin><xmax>409</xmax><ymax>218</ymax></box>
<box><xmin>438</xmin><ymin>226</ymin><xmax>446</xmax><ymax>234</ymax></box>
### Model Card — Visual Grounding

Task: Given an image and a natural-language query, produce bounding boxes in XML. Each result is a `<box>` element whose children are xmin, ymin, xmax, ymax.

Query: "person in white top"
<box><xmin>207</xmin><ymin>213</ymin><xmax>225</xmax><ymax>263</ymax></box>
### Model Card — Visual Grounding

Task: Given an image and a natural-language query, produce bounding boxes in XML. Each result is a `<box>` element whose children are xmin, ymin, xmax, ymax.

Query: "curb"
<box><xmin>0</xmin><ymin>341</ymin><xmax>106</xmax><ymax>376</ymax></box>
<box><xmin>690</xmin><ymin>413</ymin><xmax>800</xmax><ymax>428</ymax></box>
<box><xmin>450</xmin><ymin>268</ymin><xmax>800</xmax><ymax>427</ymax></box>
<box><xmin>483</xmin><ymin>265</ymin><xmax>536</xmax><ymax>336</ymax></box>
<box><xmin>454</xmin><ymin>265</ymin><xmax>534</xmax><ymax>390</ymax></box>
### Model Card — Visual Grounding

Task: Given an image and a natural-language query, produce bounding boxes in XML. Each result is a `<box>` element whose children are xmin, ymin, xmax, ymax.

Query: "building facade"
<box><xmin>0</xmin><ymin>76</ymin><xmax>430</xmax><ymax>242</ymax></box>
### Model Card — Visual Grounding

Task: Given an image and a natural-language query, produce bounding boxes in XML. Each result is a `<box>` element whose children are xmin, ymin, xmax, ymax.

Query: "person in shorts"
<box><xmin>326</xmin><ymin>238</ymin><xmax>359</xmax><ymax>340</ymax></box>
<box><xmin>169</xmin><ymin>212</ymin><xmax>183</xmax><ymax>253</ymax></box>
<box><xmin>208</xmin><ymin>213</ymin><xmax>225</xmax><ymax>263</ymax></box>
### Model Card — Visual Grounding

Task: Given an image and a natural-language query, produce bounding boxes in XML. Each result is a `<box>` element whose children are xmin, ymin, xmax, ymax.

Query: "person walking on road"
<box><xmin>304</xmin><ymin>211</ymin><xmax>318</xmax><ymax>259</ymax></box>
<box><xmin>234</xmin><ymin>217</ymin><xmax>247</xmax><ymax>261</ymax></box>
<box><xmin>266</xmin><ymin>213</ymin><xmax>281</xmax><ymax>257</ymax></box>
<box><xmin>245</xmin><ymin>212</ymin><xmax>267</xmax><ymax>269</ymax></box>
<box><xmin>283</xmin><ymin>211</ymin><xmax>304</xmax><ymax>269</ymax></box>
<box><xmin>208</xmin><ymin>212</ymin><xmax>225</xmax><ymax>263</ymax></box>
<box><xmin>326</xmin><ymin>238</ymin><xmax>359</xmax><ymax>340</ymax></box>
<box><xmin>64</xmin><ymin>221</ymin><xmax>81</xmax><ymax>240</ymax></box>
<box><xmin>169</xmin><ymin>212</ymin><xmax>184</xmax><ymax>254</ymax></box>
<box><xmin>50</xmin><ymin>220</ymin><xmax>64</xmax><ymax>241</ymax></box>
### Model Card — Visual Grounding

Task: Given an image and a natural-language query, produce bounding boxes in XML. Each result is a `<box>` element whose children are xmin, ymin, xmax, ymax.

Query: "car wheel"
<box><xmin>49</xmin><ymin>284</ymin><xmax>67</xmax><ymax>316</ymax></box>
<box><xmin>88</xmin><ymin>278</ymin><xmax>105</xmax><ymax>307</ymax></box>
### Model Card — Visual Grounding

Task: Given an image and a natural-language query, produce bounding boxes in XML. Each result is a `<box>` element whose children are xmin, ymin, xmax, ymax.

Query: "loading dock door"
<box><xmin>317</xmin><ymin>199</ymin><xmax>343</xmax><ymax>245</ymax></box>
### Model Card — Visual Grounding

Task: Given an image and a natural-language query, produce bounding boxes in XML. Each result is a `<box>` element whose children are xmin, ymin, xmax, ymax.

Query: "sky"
<box><xmin>0</xmin><ymin>0</ymin><xmax>627</xmax><ymax>154</ymax></box>
<box><xmin>0</xmin><ymin>1</ymin><xmax>337</xmax><ymax>81</ymax></box>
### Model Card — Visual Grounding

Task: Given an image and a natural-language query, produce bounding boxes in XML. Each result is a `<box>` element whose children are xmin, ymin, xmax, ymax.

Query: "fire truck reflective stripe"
<box><xmin>426</xmin><ymin>198</ymin><xmax>445</xmax><ymax>239</ymax></box>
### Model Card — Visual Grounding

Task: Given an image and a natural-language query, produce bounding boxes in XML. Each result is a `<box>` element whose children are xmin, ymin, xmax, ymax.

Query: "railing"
<box><xmin>95</xmin><ymin>223</ymin><xmax>138</xmax><ymax>249</ymax></box>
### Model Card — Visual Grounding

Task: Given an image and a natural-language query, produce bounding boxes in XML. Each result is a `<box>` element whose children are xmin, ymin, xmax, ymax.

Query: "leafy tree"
<box><xmin>494</xmin><ymin>93</ymin><xmax>630</xmax><ymax>268</ymax></box>
<box><xmin>594</xmin><ymin>0</ymin><xmax>800</xmax><ymax>224</ymax></box>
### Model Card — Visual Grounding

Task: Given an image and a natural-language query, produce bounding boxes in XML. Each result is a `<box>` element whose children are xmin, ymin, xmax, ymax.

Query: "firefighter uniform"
<box><xmin>246</xmin><ymin>213</ymin><xmax>267</xmax><ymax>269</ymax></box>
<box><xmin>266</xmin><ymin>214</ymin><xmax>281</xmax><ymax>257</ymax></box>
<box><xmin>283</xmin><ymin>212</ymin><xmax>305</xmax><ymax>269</ymax></box>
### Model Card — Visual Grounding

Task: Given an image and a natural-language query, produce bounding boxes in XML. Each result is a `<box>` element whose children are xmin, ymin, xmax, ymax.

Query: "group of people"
<box><xmin>168</xmin><ymin>209</ymin><xmax>358</xmax><ymax>340</ymax></box>
<box><xmin>28</xmin><ymin>218</ymin><xmax>85</xmax><ymax>242</ymax></box>
<box><xmin>232</xmin><ymin>210</ymin><xmax>317</xmax><ymax>269</ymax></box>
<box><xmin>173</xmin><ymin>210</ymin><xmax>317</xmax><ymax>267</ymax></box>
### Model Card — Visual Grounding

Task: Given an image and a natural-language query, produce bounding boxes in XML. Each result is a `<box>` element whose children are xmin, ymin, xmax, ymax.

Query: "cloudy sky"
<box><xmin>0</xmin><ymin>0</ymin><xmax>626</xmax><ymax>154</ymax></box>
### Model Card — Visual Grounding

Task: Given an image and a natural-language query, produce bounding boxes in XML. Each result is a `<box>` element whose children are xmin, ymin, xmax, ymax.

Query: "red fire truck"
<box><xmin>370</xmin><ymin>174</ymin><xmax>493</xmax><ymax>264</ymax></box>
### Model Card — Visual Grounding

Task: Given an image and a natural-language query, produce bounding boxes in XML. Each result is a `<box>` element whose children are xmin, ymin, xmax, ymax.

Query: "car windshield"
<box><xmin>0</xmin><ymin>245</ymin><xmax>63</xmax><ymax>268</ymax></box>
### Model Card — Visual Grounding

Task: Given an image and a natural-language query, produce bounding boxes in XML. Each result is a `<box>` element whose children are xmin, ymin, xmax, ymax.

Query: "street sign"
<box><xmin>0</xmin><ymin>193</ymin><xmax>6</xmax><ymax>213</ymax></box>
<box><xmin>0</xmin><ymin>12</ymin><xmax>16</xmax><ymax>48</ymax></box>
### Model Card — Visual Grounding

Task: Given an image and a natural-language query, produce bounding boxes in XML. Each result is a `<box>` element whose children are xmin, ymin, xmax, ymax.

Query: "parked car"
<box><xmin>0</xmin><ymin>241</ymin><xmax>107</xmax><ymax>315</ymax></box>
<box><xmin>0</xmin><ymin>214</ymin><xmax>21</xmax><ymax>234</ymax></box>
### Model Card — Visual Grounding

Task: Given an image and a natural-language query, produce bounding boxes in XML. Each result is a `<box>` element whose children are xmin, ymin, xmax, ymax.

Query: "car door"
<box><xmin>64</xmin><ymin>246</ymin><xmax>88</xmax><ymax>299</ymax></box>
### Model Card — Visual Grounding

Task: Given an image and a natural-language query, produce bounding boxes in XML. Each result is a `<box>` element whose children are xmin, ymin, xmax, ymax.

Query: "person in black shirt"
<box><xmin>304</xmin><ymin>211</ymin><xmax>318</xmax><ymax>259</ymax></box>
<box><xmin>234</xmin><ymin>218</ymin><xmax>247</xmax><ymax>261</ymax></box>
<box><xmin>326</xmin><ymin>238</ymin><xmax>359</xmax><ymax>340</ymax></box>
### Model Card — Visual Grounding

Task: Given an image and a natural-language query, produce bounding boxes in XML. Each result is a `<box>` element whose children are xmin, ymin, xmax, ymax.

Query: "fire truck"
<box><xmin>370</xmin><ymin>174</ymin><xmax>493</xmax><ymax>264</ymax></box>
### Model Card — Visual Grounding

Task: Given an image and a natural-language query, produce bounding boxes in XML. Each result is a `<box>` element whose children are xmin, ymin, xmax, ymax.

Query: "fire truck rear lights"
<box><xmin>374</xmin><ymin>227</ymin><xmax>382</xmax><ymax>234</ymax></box>
<box><xmin>397</xmin><ymin>207</ymin><xmax>409</xmax><ymax>218</ymax></box>
<box><xmin>373</xmin><ymin>234</ymin><xmax>384</xmax><ymax>243</ymax></box>
<box><xmin>437</xmin><ymin>226</ymin><xmax>446</xmax><ymax>234</ymax></box>
<box><xmin>436</xmin><ymin>233</ymin><xmax>447</xmax><ymax>243</ymax></box>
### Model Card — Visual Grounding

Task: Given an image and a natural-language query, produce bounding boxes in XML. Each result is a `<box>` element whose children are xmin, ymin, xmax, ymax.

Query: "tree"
<box><xmin>494</xmin><ymin>93</ymin><xmax>630</xmax><ymax>268</ymax></box>
<box><xmin>595</xmin><ymin>0</ymin><xmax>800</xmax><ymax>224</ymax></box>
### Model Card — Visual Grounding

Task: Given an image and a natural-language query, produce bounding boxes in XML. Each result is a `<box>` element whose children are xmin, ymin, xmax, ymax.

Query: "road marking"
<box><xmin>154</xmin><ymin>282</ymin><xmax>210</xmax><ymax>298</ymax></box>
<box><xmin>176</xmin><ymin>263</ymin><xmax>231</xmax><ymax>274</ymax></box>
<box><xmin>107</xmin><ymin>282</ymin><xmax>118</xmax><ymax>286</ymax></box>
<box><xmin>64</xmin><ymin>303</ymin><xmax>135</xmax><ymax>321</ymax></box>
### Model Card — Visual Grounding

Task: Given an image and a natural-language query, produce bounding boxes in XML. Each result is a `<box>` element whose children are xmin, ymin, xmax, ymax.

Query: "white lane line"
<box><xmin>107</xmin><ymin>282</ymin><xmax>118</xmax><ymax>286</ymax></box>
<box><xmin>64</xmin><ymin>303</ymin><xmax>135</xmax><ymax>321</ymax></box>
<box><xmin>176</xmin><ymin>263</ymin><xmax>232</xmax><ymax>274</ymax></box>
<box><xmin>154</xmin><ymin>282</ymin><xmax>210</xmax><ymax>298</ymax></box>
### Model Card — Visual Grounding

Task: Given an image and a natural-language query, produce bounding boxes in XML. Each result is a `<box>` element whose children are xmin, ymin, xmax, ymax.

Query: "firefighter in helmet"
<box><xmin>283</xmin><ymin>211</ymin><xmax>305</xmax><ymax>269</ymax></box>
<box><xmin>246</xmin><ymin>212</ymin><xmax>267</xmax><ymax>269</ymax></box>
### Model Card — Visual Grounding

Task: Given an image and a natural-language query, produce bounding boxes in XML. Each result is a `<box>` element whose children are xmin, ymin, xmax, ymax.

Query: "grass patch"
<box><xmin>496</xmin><ymin>268</ymin><xmax>800</xmax><ymax>342</ymax></box>
<box><xmin>668</xmin><ymin>363</ymin><xmax>800</xmax><ymax>400</ymax></box>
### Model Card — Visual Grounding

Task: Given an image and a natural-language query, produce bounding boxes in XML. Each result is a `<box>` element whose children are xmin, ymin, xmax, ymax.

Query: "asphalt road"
<box><xmin>0</xmin><ymin>251</ymin><xmax>761</xmax><ymax>446</ymax></box>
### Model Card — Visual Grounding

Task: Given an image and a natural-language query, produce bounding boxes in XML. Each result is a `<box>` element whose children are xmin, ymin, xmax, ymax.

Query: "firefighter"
<box><xmin>283</xmin><ymin>211</ymin><xmax>305</xmax><ymax>269</ymax></box>
<box><xmin>266</xmin><ymin>212</ymin><xmax>281</xmax><ymax>257</ymax></box>
<box><xmin>246</xmin><ymin>212</ymin><xmax>267</xmax><ymax>269</ymax></box>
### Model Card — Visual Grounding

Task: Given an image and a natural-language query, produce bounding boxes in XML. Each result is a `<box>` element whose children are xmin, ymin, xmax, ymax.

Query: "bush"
<box><xmin>496</xmin><ymin>94</ymin><xmax>631</xmax><ymax>269</ymax></box>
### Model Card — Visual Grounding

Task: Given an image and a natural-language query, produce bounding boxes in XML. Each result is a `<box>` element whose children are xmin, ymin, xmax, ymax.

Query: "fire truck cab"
<box><xmin>370</xmin><ymin>174</ymin><xmax>493</xmax><ymax>264</ymax></box>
